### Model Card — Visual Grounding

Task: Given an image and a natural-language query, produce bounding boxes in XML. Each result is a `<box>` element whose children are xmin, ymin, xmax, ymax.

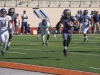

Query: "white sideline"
<box><xmin>10</xmin><ymin>48</ymin><xmax>38</xmax><ymax>51</ymax></box>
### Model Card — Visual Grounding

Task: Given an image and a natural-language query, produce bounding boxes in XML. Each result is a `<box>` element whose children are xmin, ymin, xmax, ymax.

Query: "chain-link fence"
<box><xmin>0</xmin><ymin>0</ymin><xmax>100</xmax><ymax>7</ymax></box>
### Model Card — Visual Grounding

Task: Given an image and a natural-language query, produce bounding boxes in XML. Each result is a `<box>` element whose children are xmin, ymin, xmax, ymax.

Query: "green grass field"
<box><xmin>0</xmin><ymin>34</ymin><xmax>100</xmax><ymax>74</ymax></box>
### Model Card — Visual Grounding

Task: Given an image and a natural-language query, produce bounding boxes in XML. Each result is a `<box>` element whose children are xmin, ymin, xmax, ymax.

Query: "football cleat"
<box><xmin>1</xmin><ymin>51</ymin><xmax>5</xmax><ymax>56</ymax></box>
<box><xmin>45</xmin><ymin>42</ymin><xmax>48</xmax><ymax>46</ymax></box>
<box><xmin>45</xmin><ymin>41</ymin><xmax>49</xmax><ymax>46</ymax></box>
<box><xmin>63</xmin><ymin>49</ymin><xmax>68</xmax><ymax>57</ymax></box>
<box><xmin>42</xmin><ymin>42</ymin><xmax>45</xmax><ymax>46</ymax></box>
<box><xmin>84</xmin><ymin>38</ymin><xmax>88</xmax><ymax>42</ymax></box>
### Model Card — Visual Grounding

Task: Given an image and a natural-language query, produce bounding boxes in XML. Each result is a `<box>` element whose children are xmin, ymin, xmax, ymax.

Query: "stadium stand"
<box><xmin>0</xmin><ymin>0</ymin><xmax>100</xmax><ymax>7</ymax></box>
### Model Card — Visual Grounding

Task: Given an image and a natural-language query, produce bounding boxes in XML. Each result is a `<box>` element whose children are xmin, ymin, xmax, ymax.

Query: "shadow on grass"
<box><xmin>68</xmin><ymin>50</ymin><xmax>100</xmax><ymax>53</ymax></box>
<box><xmin>1</xmin><ymin>57</ymin><xmax>51</xmax><ymax>60</ymax></box>
<box><xmin>12</xmin><ymin>44</ymin><xmax>42</xmax><ymax>46</ymax></box>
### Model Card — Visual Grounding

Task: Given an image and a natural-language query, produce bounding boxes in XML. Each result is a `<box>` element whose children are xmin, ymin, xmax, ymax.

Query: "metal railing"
<box><xmin>0</xmin><ymin>0</ymin><xmax>100</xmax><ymax>7</ymax></box>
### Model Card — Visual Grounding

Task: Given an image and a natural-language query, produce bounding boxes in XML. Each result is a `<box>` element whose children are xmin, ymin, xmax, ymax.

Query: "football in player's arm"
<box><xmin>55</xmin><ymin>9</ymin><xmax>78</xmax><ymax>57</ymax></box>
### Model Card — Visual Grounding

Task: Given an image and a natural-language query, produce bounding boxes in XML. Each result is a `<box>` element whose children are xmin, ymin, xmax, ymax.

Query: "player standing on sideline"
<box><xmin>54</xmin><ymin>9</ymin><xmax>78</xmax><ymax>57</ymax></box>
<box><xmin>75</xmin><ymin>10</ymin><xmax>83</xmax><ymax>34</ymax></box>
<box><xmin>0</xmin><ymin>8</ymin><xmax>11</xmax><ymax>56</ymax></box>
<box><xmin>37</xmin><ymin>19</ymin><xmax>53</xmax><ymax>46</ymax></box>
<box><xmin>81</xmin><ymin>10</ymin><xmax>93</xmax><ymax>42</ymax></box>
<box><xmin>6</xmin><ymin>8</ymin><xmax>15</xmax><ymax>50</ymax></box>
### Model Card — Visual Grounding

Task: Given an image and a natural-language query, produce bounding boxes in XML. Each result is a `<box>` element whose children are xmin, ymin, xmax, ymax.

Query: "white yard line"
<box><xmin>89</xmin><ymin>67</ymin><xmax>100</xmax><ymax>70</ymax></box>
<box><xmin>68</xmin><ymin>52</ymin><xmax>100</xmax><ymax>57</ymax></box>
<box><xmin>5</xmin><ymin>51</ymin><xmax>27</xmax><ymax>55</ymax></box>
<box><xmin>8</xmin><ymin>48</ymin><xmax>100</xmax><ymax>57</ymax></box>
<box><xmin>9</xmin><ymin>48</ymin><xmax>38</xmax><ymax>51</ymax></box>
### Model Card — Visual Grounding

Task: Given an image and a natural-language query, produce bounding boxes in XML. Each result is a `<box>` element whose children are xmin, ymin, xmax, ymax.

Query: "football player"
<box><xmin>37</xmin><ymin>19</ymin><xmax>53</xmax><ymax>46</ymax></box>
<box><xmin>6</xmin><ymin>8</ymin><xmax>16</xmax><ymax>50</ymax></box>
<box><xmin>0</xmin><ymin>8</ymin><xmax>11</xmax><ymax>56</ymax></box>
<box><xmin>81</xmin><ymin>10</ymin><xmax>93</xmax><ymax>42</ymax></box>
<box><xmin>55</xmin><ymin>9</ymin><xmax>78</xmax><ymax>57</ymax></box>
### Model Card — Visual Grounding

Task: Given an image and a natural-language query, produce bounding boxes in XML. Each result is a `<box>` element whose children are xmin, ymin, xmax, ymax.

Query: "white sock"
<box><xmin>8</xmin><ymin>42</ymin><xmax>11</xmax><ymax>46</ymax></box>
<box><xmin>84</xmin><ymin>36</ymin><xmax>87</xmax><ymax>39</ymax></box>
<box><xmin>42</xmin><ymin>38</ymin><xmax>45</xmax><ymax>43</ymax></box>
<box><xmin>37</xmin><ymin>35</ymin><xmax>39</xmax><ymax>37</ymax></box>
<box><xmin>2</xmin><ymin>41</ymin><xmax>7</xmax><ymax>52</ymax></box>
<box><xmin>54</xmin><ymin>34</ymin><xmax>56</xmax><ymax>38</ymax></box>
<box><xmin>85</xmin><ymin>36</ymin><xmax>87</xmax><ymax>39</ymax></box>
<box><xmin>64</xmin><ymin>46</ymin><xmax>67</xmax><ymax>50</ymax></box>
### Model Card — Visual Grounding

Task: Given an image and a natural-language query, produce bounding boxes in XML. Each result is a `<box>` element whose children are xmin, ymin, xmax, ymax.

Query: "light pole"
<box><xmin>4</xmin><ymin>0</ymin><xmax>6</xmax><ymax>7</ymax></box>
<box><xmin>59</xmin><ymin>0</ymin><xmax>60</xmax><ymax>7</ymax></box>
<box><xmin>16</xmin><ymin>0</ymin><xmax>17</xmax><ymax>7</ymax></box>
<box><xmin>37</xmin><ymin>0</ymin><xmax>39</xmax><ymax>7</ymax></box>
<box><xmin>27</xmin><ymin>0</ymin><xmax>28</xmax><ymax>7</ymax></box>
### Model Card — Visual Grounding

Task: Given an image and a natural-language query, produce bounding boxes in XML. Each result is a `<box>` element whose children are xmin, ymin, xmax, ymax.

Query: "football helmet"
<box><xmin>63</xmin><ymin>9</ymin><xmax>71</xmax><ymax>18</ymax></box>
<box><xmin>70</xmin><ymin>16</ymin><xmax>76</xmax><ymax>21</ymax></box>
<box><xmin>42</xmin><ymin>19</ymin><xmax>47</xmax><ymax>26</ymax></box>
<box><xmin>91</xmin><ymin>11</ymin><xmax>94</xmax><ymax>15</ymax></box>
<box><xmin>0</xmin><ymin>8</ymin><xmax>7</xmax><ymax>17</ymax></box>
<box><xmin>79</xmin><ymin>10</ymin><xmax>82</xmax><ymax>14</ymax></box>
<box><xmin>83</xmin><ymin>10</ymin><xmax>88</xmax><ymax>15</ymax></box>
<box><xmin>8</xmin><ymin>8</ymin><xmax>15</xmax><ymax>16</ymax></box>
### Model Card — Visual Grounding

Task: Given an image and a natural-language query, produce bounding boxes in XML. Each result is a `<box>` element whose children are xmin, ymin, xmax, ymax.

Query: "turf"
<box><xmin>0</xmin><ymin>34</ymin><xmax>100</xmax><ymax>74</ymax></box>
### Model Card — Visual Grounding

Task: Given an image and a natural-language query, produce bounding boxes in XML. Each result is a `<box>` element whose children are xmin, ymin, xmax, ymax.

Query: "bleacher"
<box><xmin>0</xmin><ymin>0</ymin><xmax>100</xmax><ymax>7</ymax></box>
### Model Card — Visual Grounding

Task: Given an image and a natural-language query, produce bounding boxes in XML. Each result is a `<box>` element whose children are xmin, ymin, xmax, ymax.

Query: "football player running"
<box><xmin>0</xmin><ymin>8</ymin><xmax>11</xmax><ymax>56</ymax></box>
<box><xmin>37</xmin><ymin>19</ymin><xmax>53</xmax><ymax>46</ymax></box>
<box><xmin>6</xmin><ymin>8</ymin><xmax>16</xmax><ymax>50</ymax></box>
<box><xmin>81</xmin><ymin>10</ymin><xmax>93</xmax><ymax>42</ymax></box>
<box><xmin>54</xmin><ymin>9</ymin><xmax>78</xmax><ymax>57</ymax></box>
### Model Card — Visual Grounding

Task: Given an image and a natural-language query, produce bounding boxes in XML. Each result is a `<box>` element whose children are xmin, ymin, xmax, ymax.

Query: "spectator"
<box><xmin>27</xmin><ymin>24</ymin><xmax>31</xmax><ymax>34</ymax></box>
<box><xmin>75</xmin><ymin>10</ymin><xmax>82</xmax><ymax>34</ymax></box>
<box><xmin>14</xmin><ymin>13</ymin><xmax>20</xmax><ymax>35</ymax></box>
<box><xmin>93</xmin><ymin>11</ymin><xmax>100</xmax><ymax>34</ymax></box>
<box><xmin>20</xmin><ymin>10</ymin><xmax>28</xmax><ymax>35</ymax></box>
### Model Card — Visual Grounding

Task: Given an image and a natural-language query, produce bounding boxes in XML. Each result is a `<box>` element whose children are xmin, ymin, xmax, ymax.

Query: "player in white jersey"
<box><xmin>37</xmin><ymin>19</ymin><xmax>53</xmax><ymax>46</ymax></box>
<box><xmin>81</xmin><ymin>10</ymin><xmax>93</xmax><ymax>42</ymax></box>
<box><xmin>0</xmin><ymin>8</ymin><xmax>11</xmax><ymax>56</ymax></box>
